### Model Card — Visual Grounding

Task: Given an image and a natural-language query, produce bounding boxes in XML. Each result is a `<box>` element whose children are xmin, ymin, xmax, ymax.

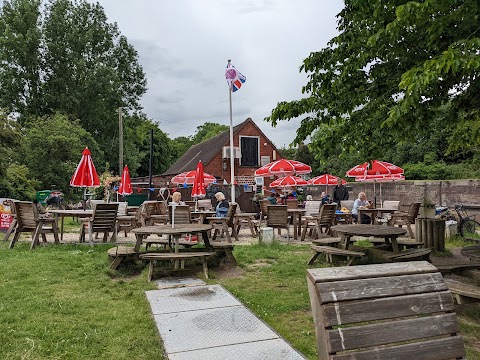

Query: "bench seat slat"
<box><xmin>140</xmin><ymin>252</ymin><xmax>215</xmax><ymax>260</ymax></box>
<box><xmin>331</xmin><ymin>336</ymin><xmax>465</xmax><ymax>360</ymax></box>
<box><xmin>322</xmin><ymin>291</ymin><xmax>454</xmax><ymax>327</ymax></box>
<box><xmin>311</xmin><ymin>245</ymin><xmax>364</xmax><ymax>257</ymax></box>
<box><xmin>307</xmin><ymin>261</ymin><xmax>437</xmax><ymax>283</ymax></box>
<box><xmin>318</xmin><ymin>273</ymin><xmax>447</xmax><ymax>303</ymax></box>
<box><xmin>328</xmin><ymin>313</ymin><xmax>460</xmax><ymax>352</ymax></box>
<box><xmin>444</xmin><ymin>278</ymin><xmax>480</xmax><ymax>300</ymax></box>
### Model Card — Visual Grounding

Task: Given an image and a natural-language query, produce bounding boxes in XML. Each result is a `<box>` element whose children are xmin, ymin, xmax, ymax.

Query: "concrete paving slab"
<box><xmin>153</xmin><ymin>306</ymin><xmax>279</xmax><ymax>353</ymax></box>
<box><xmin>146</xmin><ymin>285</ymin><xmax>241</xmax><ymax>314</ymax></box>
<box><xmin>169</xmin><ymin>338</ymin><xmax>305</xmax><ymax>360</ymax></box>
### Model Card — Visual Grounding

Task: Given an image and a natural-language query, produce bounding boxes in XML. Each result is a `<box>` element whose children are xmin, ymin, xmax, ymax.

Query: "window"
<box><xmin>240</xmin><ymin>136</ymin><xmax>259</xmax><ymax>166</ymax></box>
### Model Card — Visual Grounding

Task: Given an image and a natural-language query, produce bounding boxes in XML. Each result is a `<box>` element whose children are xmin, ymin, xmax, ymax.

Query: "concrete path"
<box><xmin>146</xmin><ymin>278</ymin><xmax>306</xmax><ymax>360</ymax></box>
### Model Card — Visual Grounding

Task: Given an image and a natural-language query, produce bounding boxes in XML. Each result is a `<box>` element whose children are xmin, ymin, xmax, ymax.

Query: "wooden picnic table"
<box><xmin>133</xmin><ymin>224</ymin><xmax>213</xmax><ymax>270</ymax></box>
<box><xmin>48</xmin><ymin>209</ymin><xmax>93</xmax><ymax>241</ymax></box>
<box><xmin>331</xmin><ymin>224</ymin><xmax>407</xmax><ymax>253</ymax></box>
<box><xmin>234</xmin><ymin>212</ymin><xmax>258</xmax><ymax>236</ymax></box>
<box><xmin>357</xmin><ymin>208</ymin><xmax>397</xmax><ymax>224</ymax></box>
<box><xmin>288</xmin><ymin>208</ymin><xmax>306</xmax><ymax>240</ymax></box>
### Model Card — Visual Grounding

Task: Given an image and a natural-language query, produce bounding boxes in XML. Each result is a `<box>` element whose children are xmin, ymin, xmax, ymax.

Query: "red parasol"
<box><xmin>270</xmin><ymin>175</ymin><xmax>308</xmax><ymax>188</ymax></box>
<box><xmin>191</xmin><ymin>161</ymin><xmax>206</xmax><ymax>198</ymax></box>
<box><xmin>255</xmin><ymin>159</ymin><xmax>312</xmax><ymax>177</ymax></box>
<box><xmin>346</xmin><ymin>160</ymin><xmax>404</xmax><ymax>178</ymax></box>
<box><xmin>118</xmin><ymin>165</ymin><xmax>133</xmax><ymax>195</ymax></box>
<box><xmin>308</xmin><ymin>174</ymin><xmax>346</xmax><ymax>186</ymax></box>
<box><xmin>70</xmin><ymin>147</ymin><xmax>100</xmax><ymax>188</ymax></box>
<box><xmin>346</xmin><ymin>160</ymin><xmax>405</xmax><ymax>206</ymax></box>
<box><xmin>171</xmin><ymin>170</ymin><xmax>216</xmax><ymax>185</ymax></box>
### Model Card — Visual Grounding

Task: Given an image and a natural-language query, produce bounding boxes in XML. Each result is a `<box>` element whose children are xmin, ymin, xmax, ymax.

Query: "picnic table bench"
<box><xmin>307</xmin><ymin>261</ymin><xmax>466</xmax><ymax>360</ymax></box>
<box><xmin>308</xmin><ymin>245</ymin><xmax>365</xmax><ymax>266</ymax></box>
<box><xmin>139</xmin><ymin>252</ymin><xmax>215</xmax><ymax>281</ymax></box>
<box><xmin>444</xmin><ymin>277</ymin><xmax>480</xmax><ymax>304</ymax></box>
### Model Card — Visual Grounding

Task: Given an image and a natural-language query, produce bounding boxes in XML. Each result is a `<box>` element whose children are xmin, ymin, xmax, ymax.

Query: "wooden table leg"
<box><xmin>148</xmin><ymin>259</ymin><xmax>154</xmax><ymax>281</ymax></box>
<box><xmin>293</xmin><ymin>214</ymin><xmax>298</xmax><ymax>240</ymax></box>
<box><xmin>248</xmin><ymin>218</ymin><xmax>256</xmax><ymax>237</ymax></box>
<box><xmin>134</xmin><ymin>233</ymin><xmax>144</xmax><ymax>252</ymax></box>
<box><xmin>390</xmin><ymin>236</ymin><xmax>400</xmax><ymax>253</ymax></box>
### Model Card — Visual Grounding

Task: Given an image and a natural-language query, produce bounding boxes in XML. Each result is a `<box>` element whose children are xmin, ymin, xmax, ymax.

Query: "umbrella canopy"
<box><xmin>255</xmin><ymin>159</ymin><xmax>312</xmax><ymax>177</ymax></box>
<box><xmin>118</xmin><ymin>165</ymin><xmax>133</xmax><ymax>196</ymax></box>
<box><xmin>191</xmin><ymin>161</ymin><xmax>206</xmax><ymax>198</ymax></box>
<box><xmin>170</xmin><ymin>170</ymin><xmax>216</xmax><ymax>185</ymax></box>
<box><xmin>70</xmin><ymin>147</ymin><xmax>100</xmax><ymax>188</ymax></box>
<box><xmin>355</xmin><ymin>174</ymin><xmax>405</xmax><ymax>182</ymax></box>
<box><xmin>270</xmin><ymin>175</ymin><xmax>308</xmax><ymax>188</ymax></box>
<box><xmin>308</xmin><ymin>174</ymin><xmax>346</xmax><ymax>185</ymax></box>
<box><xmin>346</xmin><ymin>160</ymin><xmax>404</xmax><ymax>178</ymax></box>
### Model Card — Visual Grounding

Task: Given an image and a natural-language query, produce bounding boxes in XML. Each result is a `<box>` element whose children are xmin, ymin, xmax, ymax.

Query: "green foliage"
<box><xmin>0</xmin><ymin>0</ymin><xmax>147</xmax><ymax>173</ymax></box>
<box><xmin>24</xmin><ymin>113</ymin><xmax>100</xmax><ymax>198</ymax></box>
<box><xmin>265</xmin><ymin>0</ymin><xmax>480</xmax><ymax>171</ymax></box>
<box><xmin>170</xmin><ymin>122</ymin><xmax>229</xmax><ymax>162</ymax></box>
<box><xmin>0</xmin><ymin>163</ymin><xmax>39</xmax><ymax>200</ymax></box>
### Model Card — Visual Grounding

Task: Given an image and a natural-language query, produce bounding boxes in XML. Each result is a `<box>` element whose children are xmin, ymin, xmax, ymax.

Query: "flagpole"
<box><xmin>228</xmin><ymin>59</ymin><xmax>235</xmax><ymax>204</ymax></box>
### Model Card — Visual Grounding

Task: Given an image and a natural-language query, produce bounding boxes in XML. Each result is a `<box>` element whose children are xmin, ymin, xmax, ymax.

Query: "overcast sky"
<box><xmin>95</xmin><ymin>1</ymin><xmax>343</xmax><ymax>148</ymax></box>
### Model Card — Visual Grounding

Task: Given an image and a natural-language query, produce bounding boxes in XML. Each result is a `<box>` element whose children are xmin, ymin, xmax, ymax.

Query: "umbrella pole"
<box><xmin>82</xmin><ymin>188</ymin><xmax>87</xmax><ymax>210</ymax></box>
<box><xmin>171</xmin><ymin>204</ymin><xmax>175</xmax><ymax>228</ymax></box>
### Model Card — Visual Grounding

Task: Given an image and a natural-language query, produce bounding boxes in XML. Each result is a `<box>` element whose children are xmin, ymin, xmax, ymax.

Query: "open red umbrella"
<box><xmin>270</xmin><ymin>175</ymin><xmax>308</xmax><ymax>188</ymax></box>
<box><xmin>346</xmin><ymin>160</ymin><xmax>404</xmax><ymax>178</ymax></box>
<box><xmin>118</xmin><ymin>165</ymin><xmax>133</xmax><ymax>196</ymax></box>
<box><xmin>255</xmin><ymin>159</ymin><xmax>312</xmax><ymax>177</ymax></box>
<box><xmin>170</xmin><ymin>170</ymin><xmax>216</xmax><ymax>185</ymax></box>
<box><xmin>346</xmin><ymin>160</ymin><xmax>405</xmax><ymax>206</ymax></box>
<box><xmin>191</xmin><ymin>161</ymin><xmax>206</xmax><ymax>199</ymax></box>
<box><xmin>308</xmin><ymin>174</ymin><xmax>346</xmax><ymax>192</ymax></box>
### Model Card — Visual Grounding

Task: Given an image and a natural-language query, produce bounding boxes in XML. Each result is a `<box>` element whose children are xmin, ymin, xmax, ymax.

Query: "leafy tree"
<box><xmin>2</xmin><ymin>164</ymin><xmax>39</xmax><ymax>200</ymax></box>
<box><xmin>191</xmin><ymin>122</ymin><xmax>228</xmax><ymax>144</ymax></box>
<box><xmin>0</xmin><ymin>0</ymin><xmax>147</xmax><ymax>172</ymax></box>
<box><xmin>266</xmin><ymin>0</ymin><xmax>480</xmax><ymax>163</ymax></box>
<box><xmin>24</xmin><ymin>113</ymin><xmax>100</xmax><ymax>198</ymax></box>
<box><xmin>123</xmin><ymin>114</ymin><xmax>173</xmax><ymax>177</ymax></box>
<box><xmin>170</xmin><ymin>122</ymin><xmax>229</xmax><ymax>162</ymax></box>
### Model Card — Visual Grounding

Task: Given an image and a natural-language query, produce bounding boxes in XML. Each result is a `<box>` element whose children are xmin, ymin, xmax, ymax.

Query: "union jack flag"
<box><xmin>225</xmin><ymin>61</ymin><xmax>246</xmax><ymax>92</ymax></box>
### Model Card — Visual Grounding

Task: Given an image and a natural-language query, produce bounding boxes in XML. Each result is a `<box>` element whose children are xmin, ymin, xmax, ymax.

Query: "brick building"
<box><xmin>137</xmin><ymin>118</ymin><xmax>280</xmax><ymax>188</ymax></box>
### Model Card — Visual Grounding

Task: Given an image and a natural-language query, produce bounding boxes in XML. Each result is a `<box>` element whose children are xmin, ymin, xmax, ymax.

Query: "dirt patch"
<box><xmin>212</xmin><ymin>266</ymin><xmax>245</xmax><ymax>279</ymax></box>
<box><xmin>430</xmin><ymin>247</ymin><xmax>473</xmax><ymax>266</ymax></box>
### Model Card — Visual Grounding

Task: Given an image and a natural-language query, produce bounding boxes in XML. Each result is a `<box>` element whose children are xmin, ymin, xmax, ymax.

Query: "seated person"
<box><xmin>352</xmin><ymin>192</ymin><xmax>372</xmax><ymax>224</ymax></box>
<box><xmin>303</xmin><ymin>194</ymin><xmax>313</xmax><ymax>208</ymax></box>
<box><xmin>169</xmin><ymin>191</ymin><xmax>185</xmax><ymax>206</ymax></box>
<box><xmin>214</xmin><ymin>192</ymin><xmax>229</xmax><ymax>217</ymax></box>
<box><xmin>266</xmin><ymin>190</ymin><xmax>277</xmax><ymax>205</ymax></box>
<box><xmin>286</xmin><ymin>191</ymin><xmax>296</xmax><ymax>200</ymax></box>
<box><xmin>320</xmin><ymin>191</ymin><xmax>330</xmax><ymax>205</ymax></box>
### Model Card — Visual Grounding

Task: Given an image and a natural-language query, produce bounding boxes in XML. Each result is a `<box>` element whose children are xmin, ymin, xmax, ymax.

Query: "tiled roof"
<box><xmin>162</xmin><ymin>119</ymin><xmax>248</xmax><ymax>176</ymax></box>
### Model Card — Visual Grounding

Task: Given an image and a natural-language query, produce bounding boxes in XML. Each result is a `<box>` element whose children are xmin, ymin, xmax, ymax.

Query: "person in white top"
<box><xmin>352</xmin><ymin>192</ymin><xmax>372</xmax><ymax>224</ymax></box>
<box><xmin>169</xmin><ymin>192</ymin><xmax>185</xmax><ymax>206</ymax></box>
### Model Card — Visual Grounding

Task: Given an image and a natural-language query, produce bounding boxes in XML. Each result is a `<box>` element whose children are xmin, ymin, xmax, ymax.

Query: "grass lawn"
<box><xmin>0</xmin><ymin>241</ymin><xmax>165</xmax><ymax>360</ymax></box>
<box><xmin>1</xmin><ymin>236</ymin><xmax>479</xmax><ymax>359</ymax></box>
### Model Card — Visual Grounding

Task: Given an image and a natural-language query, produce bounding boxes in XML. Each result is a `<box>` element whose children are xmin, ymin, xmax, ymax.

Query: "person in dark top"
<box><xmin>214</xmin><ymin>192</ymin><xmax>229</xmax><ymax>217</ymax></box>
<box><xmin>266</xmin><ymin>190</ymin><xmax>277</xmax><ymax>205</ymax></box>
<box><xmin>332</xmin><ymin>178</ymin><xmax>348</xmax><ymax>205</ymax></box>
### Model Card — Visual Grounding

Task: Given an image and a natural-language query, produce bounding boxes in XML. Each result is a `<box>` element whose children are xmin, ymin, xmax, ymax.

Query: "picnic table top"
<box><xmin>331</xmin><ymin>224</ymin><xmax>407</xmax><ymax>237</ymax></box>
<box><xmin>133</xmin><ymin>224</ymin><xmax>212</xmax><ymax>235</ymax></box>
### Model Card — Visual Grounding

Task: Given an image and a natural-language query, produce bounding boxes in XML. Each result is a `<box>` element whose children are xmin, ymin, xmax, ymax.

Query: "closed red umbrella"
<box><xmin>191</xmin><ymin>161</ymin><xmax>206</xmax><ymax>199</ymax></box>
<box><xmin>171</xmin><ymin>170</ymin><xmax>216</xmax><ymax>185</ymax></box>
<box><xmin>70</xmin><ymin>147</ymin><xmax>100</xmax><ymax>188</ymax></box>
<box><xmin>118</xmin><ymin>165</ymin><xmax>133</xmax><ymax>196</ymax></box>
<box><xmin>255</xmin><ymin>159</ymin><xmax>312</xmax><ymax>177</ymax></box>
<box><xmin>270</xmin><ymin>175</ymin><xmax>308</xmax><ymax>188</ymax></box>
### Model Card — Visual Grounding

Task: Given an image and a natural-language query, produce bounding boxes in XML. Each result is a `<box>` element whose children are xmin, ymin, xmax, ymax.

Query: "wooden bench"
<box><xmin>308</xmin><ymin>245</ymin><xmax>365</xmax><ymax>266</ymax></box>
<box><xmin>384</xmin><ymin>248</ymin><xmax>431</xmax><ymax>262</ymax></box>
<box><xmin>368</xmin><ymin>238</ymin><xmax>424</xmax><ymax>250</ymax></box>
<box><xmin>311</xmin><ymin>237</ymin><xmax>341</xmax><ymax>247</ymax></box>
<box><xmin>307</xmin><ymin>261</ymin><xmax>466</xmax><ymax>360</ymax></box>
<box><xmin>143</xmin><ymin>237</ymin><xmax>197</xmax><ymax>250</ymax></box>
<box><xmin>444</xmin><ymin>278</ymin><xmax>480</xmax><ymax>304</ymax></box>
<box><xmin>139</xmin><ymin>252</ymin><xmax>215</xmax><ymax>281</ymax></box>
<box><xmin>107</xmin><ymin>246</ymin><xmax>144</xmax><ymax>270</ymax></box>
<box><xmin>210</xmin><ymin>242</ymin><xmax>237</xmax><ymax>266</ymax></box>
